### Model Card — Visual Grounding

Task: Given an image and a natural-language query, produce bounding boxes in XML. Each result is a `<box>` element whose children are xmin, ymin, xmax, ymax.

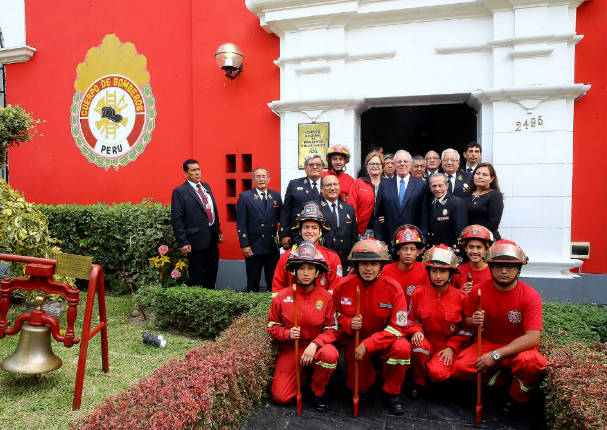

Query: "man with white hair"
<box><xmin>374</xmin><ymin>149</ymin><xmax>428</xmax><ymax>241</ymax></box>
<box><xmin>441</xmin><ymin>148</ymin><xmax>469</xmax><ymax>198</ymax></box>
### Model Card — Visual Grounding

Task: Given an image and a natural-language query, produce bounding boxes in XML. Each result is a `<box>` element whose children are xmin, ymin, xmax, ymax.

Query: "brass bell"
<box><xmin>1</xmin><ymin>296</ymin><xmax>63</xmax><ymax>375</ymax></box>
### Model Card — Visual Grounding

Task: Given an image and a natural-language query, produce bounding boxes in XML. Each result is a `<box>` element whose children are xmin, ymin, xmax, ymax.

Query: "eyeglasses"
<box><xmin>306</xmin><ymin>162</ymin><xmax>323</xmax><ymax>167</ymax></box>
<box><xmin>395</xmin><ymin>160</ymin><xmax>411</xmax><ymax>165</ymax></box>
<box><xmin>323</xmin><ymin>183</ymin><xmax>340</xmax><ymax>188</ymax></box>
<box><xmin>425</xmin><ymin>156</ymin><xmax>440</xmax><ymax>160</ymax></box>
<box><xmin>491</xmin><ymin>263</ymin><xmax>519</xmax><ymax>271</ymax></box>
<box><xmin>367</xmin><ymin>162</ymin><xmax>382</xmax><ymax>167</ymax></box>
<box><xmin>442</xmin><ymin>158</ymin><xmax>458</xmax><ymax>163</ymax></box>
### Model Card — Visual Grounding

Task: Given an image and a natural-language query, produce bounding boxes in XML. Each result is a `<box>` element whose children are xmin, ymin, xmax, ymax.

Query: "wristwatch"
<box><xmin>492</xmin><ymin>350</ymin><xmax>501</xmax><ymax>361</ymax></box>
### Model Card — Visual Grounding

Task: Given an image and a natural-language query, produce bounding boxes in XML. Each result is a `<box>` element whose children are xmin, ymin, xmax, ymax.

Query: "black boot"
<box><xmin>313</xmin><ymin>394</ymin><xmax>329</xmax><ymax>412</ymax></box>
<box><xmin>502</xmin><ymin>398</ymin><xmax>525</xmax><ymax>417</ymax></box>
<box><xmin>410</xmin><ymin>383</ymin><xmax>425</xmax><ymax>400</ymax></box>
<box><xmin>385</xmin><ymin>393</ymin><xmax>404</xmax><ymax>415</ymax></box>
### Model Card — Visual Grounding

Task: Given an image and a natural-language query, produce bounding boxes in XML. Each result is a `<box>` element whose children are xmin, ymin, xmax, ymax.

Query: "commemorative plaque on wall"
<box><xmin>298</xmin><ymin>122</ymin><xmax>329</xmax><ymax>169</ymax></box>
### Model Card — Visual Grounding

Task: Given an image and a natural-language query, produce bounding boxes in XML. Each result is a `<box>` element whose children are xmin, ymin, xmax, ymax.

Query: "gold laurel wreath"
<box><xmin>74</xmin><ymin>34</ymin><xmax>150</xmax><ymax>92</ymax></box>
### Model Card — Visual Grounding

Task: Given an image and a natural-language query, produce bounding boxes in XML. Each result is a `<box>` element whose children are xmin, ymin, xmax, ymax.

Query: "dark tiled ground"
<box><xmin>240</xmin><ymin>374</ymin><xmax>546</xmax><ymax>430</ymax></box>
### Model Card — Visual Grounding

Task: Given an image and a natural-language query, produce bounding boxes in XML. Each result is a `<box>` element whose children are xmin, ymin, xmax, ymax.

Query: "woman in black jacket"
<box><xmin>464</xmin><ymin>162</ymin><xmax>504</xmax><ymax>240</ymax></box>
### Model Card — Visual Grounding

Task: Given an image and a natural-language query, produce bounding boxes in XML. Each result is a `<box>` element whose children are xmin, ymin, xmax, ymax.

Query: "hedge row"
<box><xmin>74</xmin><ymin>314</ymin><xmax>276</xmax><ymax>430</ymax></box>
<box><xmin>153</xmin><ymin>286</ymin><xmax>271</xmax><ymax>338</ymax></box>
<box><xmin>542</xmin><ymin>340</ymin><xmax>607</xmax><ymax>430</ymax></box>
<box><xmin>38</xmin><ymin>202</ymin><xmax>174</xmax><ymax>293</ymax></box>
<box><xmin>542</xmin><ymin>302</ymin><xmax>607</xmax><ymax>345</ymax></box>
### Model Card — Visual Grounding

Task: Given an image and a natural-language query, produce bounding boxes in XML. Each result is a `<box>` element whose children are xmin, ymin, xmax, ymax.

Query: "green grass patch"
<box><xmin>0</xmin><ymin>295</ymin><xmax>201</xmax><ymax>430</ymax></box>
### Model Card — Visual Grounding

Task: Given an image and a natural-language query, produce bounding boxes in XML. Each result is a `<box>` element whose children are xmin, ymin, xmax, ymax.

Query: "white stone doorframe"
<box><xmin>247</xmin><ymin>0</ymin><xmax>591</xmax><ymax>279</ymax></box>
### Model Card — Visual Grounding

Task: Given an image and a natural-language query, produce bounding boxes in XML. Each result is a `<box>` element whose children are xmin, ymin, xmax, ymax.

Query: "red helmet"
<box><xmin>486</xmin><ymin>240</ymin><xmax>528</xmax><ymax>264</ymax></box>
<box><xmin>326</xmin><ymin>144</ymin><xmax>350</xmax><ymax>163</ymax></box>
<box><xmin>293</xmin><ymin>201</ymin><xmax>329</xmax><ymax>230</ymax></box>
<box><xmin>459</xmin><ymin>224</ymin><xmax>494</xmax><ymax>247</ymax></box>
<box><xmin>286</xmin><ymin>240</ymin><xmax>329</xmax><ymax>273</ymax></box>
<box><xmin>422</xmin><ymin>244</ymin><xmax>460</xmax><ymax>271</ymax></box>
<box><xmin>348</xmin><ymin>238</ymin><xmax>391</xmax><ymax>262</ymax></box>
<box><xmin>392</xmin><ymin>224</ymin><xmax>425</xmax><ymax>249</ymax></box>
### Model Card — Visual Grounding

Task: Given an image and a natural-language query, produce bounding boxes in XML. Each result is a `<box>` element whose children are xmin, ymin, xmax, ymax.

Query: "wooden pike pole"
<box><xmin>353</xmin><ymin>284</ymin><xmax>361</xmax><ymax>418</ymax></box>
<box><xmin>475</xmin><ymin>288</ymin><xmax>483</xmax><ymax>427</ymax></box>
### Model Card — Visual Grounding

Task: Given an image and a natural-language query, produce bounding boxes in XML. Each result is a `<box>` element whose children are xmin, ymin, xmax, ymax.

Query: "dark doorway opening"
<box><xmin>360</xmin><ymin>103</ymin><xmax>477</xmax><ymax>162</ymax></box>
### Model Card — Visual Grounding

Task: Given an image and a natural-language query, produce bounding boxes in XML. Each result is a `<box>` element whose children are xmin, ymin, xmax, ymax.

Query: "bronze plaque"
<box><xmin>298</xmin><ymin>122</ymin><xmax>329</xmax><ymax>169</ymax></box>
<box><xmin>56</xmin><ymin>253</ymin><xmax>93</xmax><ymax>280</ymax></box>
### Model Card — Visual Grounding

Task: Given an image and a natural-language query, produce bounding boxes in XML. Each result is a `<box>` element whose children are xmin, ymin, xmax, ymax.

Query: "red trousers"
<box><xmin>411</xmin><ymin>339</ymin><xmax>456</xmax><ymax>386</ymax></box>
<box><xmin>271</xmin><ymin>342</ymin><xmax>339</xmax><ymax>404</ymax></box>
<box><xmin>343</xmin><ymin>337</ymin><xmax>411</xmax><ymax>395</ymax></box>
<box><xmin>452</xmin><ymin>339</ymin><xmax>547</xmax><ymax>403</ymax></box>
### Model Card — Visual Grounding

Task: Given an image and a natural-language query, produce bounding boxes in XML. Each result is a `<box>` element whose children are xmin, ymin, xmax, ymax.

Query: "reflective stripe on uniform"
<box><xmin>315</xmin><ymin>361</ymin><xmax>337</xmax><ymax>369</ymax></box>
<box><xmin>517</xmin><ymin>377</ymin><xmax>533</xmax><ymax>393</ymax></box>
<box><xmin>412</xmin><ymin>348</ymin><xmax>430</xmax><ymax>355</ymax></box>
<box><xmin>386</xmin><ymin>358</ymin><xmax>410</xmax><ymax>365</ymax></box>
<box><xmin>272</xmin><ymin>292</ymin><xmax>278</xmax><ymax>298</ymax></box>
<box><xmin>384</xmin><ymin>326</ymin><xmax>402</xmax><ymax>338</ymax></box>
<box><xmin>324</xmin><ymin>325</ymin><xmax>338</xmax><ymax>331</ymax></box>
<box><xmin>488</xmin><ymin>369</ymin><xmax>502</xmax><ymax>386</ymax></box>
<box><xmin>267</xmin><ymin>321</ymin><xmax>283</xmax><ymax>328</ymax></box>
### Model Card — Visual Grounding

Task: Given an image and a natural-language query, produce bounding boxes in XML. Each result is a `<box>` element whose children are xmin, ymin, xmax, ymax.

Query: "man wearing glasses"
<box><xmin>280</xmin><ymin>154</ymin><xmax>325</xmax><ymax>249</ymax></box>
<box><xmin>373</xmin><ymin>150</ymin><xmax>428</xmax><ymax>241</ymax></box>
<box><xmin>441</xmin><ymin>148</ymin><xmax>470</xmax><ymax>198</ymax></box>
<box><xmin>424</xmin><ymin>150</ymin><xmax>442</xmax><ymax>179</ymax></box>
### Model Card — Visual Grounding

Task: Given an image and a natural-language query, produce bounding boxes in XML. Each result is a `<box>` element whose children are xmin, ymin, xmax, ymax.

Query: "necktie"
<box><xmin>261</xmin><ymin>192</ymin><xmax>267</xmax><ymax>207</ymax></box>
<box><xmin>447</xmin><ymin>175</ymin><xmax>453</xmax><ymax>193</ymax></box>
<box><xmin>311</xmin><ymin>182</ymin><xmax>319</xmax><ymax>197</ymax></box>
<box><xmin>196</xmin><ymin>183</ymin><xmax>214</xmax><ymax>225</ymax></box>
<box><xmin>399</xmin><ymin>178</ymin><xmax>406</xmax><ymax>206</ymax></box>
<box><xmin>331</xmin><ymin>203</ymin><xmax>338</xmax><ymax>227</ymax></box>
<box><xmin>467</xmin><ymin>168</ymin><xmax>473</xmax><ymax>173</ymax></box>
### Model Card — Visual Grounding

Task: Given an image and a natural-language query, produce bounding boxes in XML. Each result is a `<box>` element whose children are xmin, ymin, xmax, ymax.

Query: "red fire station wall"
<box><xmin>6</xmin><ymin>0</ymin><xmax>280</xmax><ymax>260</ymax></box>
<box><xmin>572</xmin><ymin>0</ymin><xmax>607</xmax><ymax>274</ymax></box>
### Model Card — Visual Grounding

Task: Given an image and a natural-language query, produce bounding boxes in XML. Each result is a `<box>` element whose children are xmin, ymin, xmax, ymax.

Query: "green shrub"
<box><xmin>154</xmin><ymin>286</ymin><xmax>271</xmax><ymax>338</ymax></box>
<box><xmin>542</xmin><ymin>303</ymin><xmax>607</xmax><ymax>345</ymax></box>
<box><xmin>542</xmin><ymin>341</ymin><xmax>607</xmax><ymax>430</ymax></box>
<box><xmin>38</xmin><ymin>201</ymin><xmax>174</xmax><ymax>293</ymax></box>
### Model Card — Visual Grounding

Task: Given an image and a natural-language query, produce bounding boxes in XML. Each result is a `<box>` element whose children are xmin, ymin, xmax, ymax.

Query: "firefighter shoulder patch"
<box><xmin>507</xmin><ymin>310</ymin><xmax>522</xmax><ymax>324</ymax></box>
<box><xmin>315</xmin><ymin>300</ymin><xmax>324</xmax><ymax>311</ymax></box>
<box><xmin>395</xmin><ymin>310</ymin><xmax>408</xmax><ymax>327</ymax></box>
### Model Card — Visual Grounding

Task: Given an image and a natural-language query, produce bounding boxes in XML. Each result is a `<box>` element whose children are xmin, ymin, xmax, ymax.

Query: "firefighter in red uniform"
<box><xmin>452</xmin><ymin>225</ymin><xmax>494</xmax><ymax>293</ymax></box>
<box><xmin>452</xmin><ymin>239</ymin><xmax>548</xmax><ymax>414</ymax></box>
<box><xmin>333</xmin><ymin>238</ymin><xmax>413</xmax><ymax>415</ymax></box>
<box><xmin>382</xmin><ymin>224</ymin><xmax>429</xmax><ymax>308</ymax></box>
<box><xmin>408</xmin><ymin>244</ymin><xmax>471</xmax><ymax>399</ymax></box>
<box><xmin>322</xmin><ymin>144</ymin><xmax>354</xmax><ymax>201</ymax></box>
<box><xmin>272</xmin><ymin>202</ymin><xmax>342</xmax><ymax>297</ymax></box>
<box><xmin>267</xmin><ymin>240</ymin><xmax>339</xmax><ymax>412</ymax></box>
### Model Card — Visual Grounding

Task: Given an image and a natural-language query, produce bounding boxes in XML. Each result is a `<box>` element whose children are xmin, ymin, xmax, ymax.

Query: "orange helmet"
<box><xmin>486</xmin><ymin>240</ymin><xmax>528</xmax><ymax>264</ymax></box>
<box><xmin>392</xmin><ymin>224</ymin><xmax>425</xmax><ymax>250</ymax></box>
<box><xmin>422</xmin><ymin>244</ymin><xmax>460</xmax><ymax>271</ymax></box>
<box><xmin>348</xmin><ymin>238</ymin><xmax>391</xmax><ymax>262</ymax></box>
<box><xmin>327</xmin><ymin>144</ymin><xmax>350</xmax><ymax>163</ymax></box>
<box><xmin>286</xmin><ymin>240</ymin><xmax>329</xmax><ymax>273</ymax></box>
<box><xmin>293</xmin><ymin>201</ymin><xmax>329</xmax><ymax>230</ymax></box>
<box><xmin>459</xmin><ymin>224</ymin><xmax>494</xmax><ymax>247</ymax></box>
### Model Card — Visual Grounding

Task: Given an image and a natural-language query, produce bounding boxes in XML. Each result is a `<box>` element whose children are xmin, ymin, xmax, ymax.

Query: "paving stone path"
<box><xmin>241</xmin><ymin>376</ymin><xmax>546</xmax><ymax>430</ymax></box>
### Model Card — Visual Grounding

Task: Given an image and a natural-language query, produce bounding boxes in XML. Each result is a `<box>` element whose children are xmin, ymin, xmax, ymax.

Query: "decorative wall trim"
<box><xmin>275</xmin><ymin>50</ymin><xmax>396</xmax><ymax>66</ymax></box>
<box><xmin>522</xmin><ymin>259</ymin><xmax>583</xmax><ymax>279</ymax></box>
<box><xmin>268</xmin><ymin>97</ymin><xmax>366</xmax><ymax>115</ymax></box>
<box><xmin>471</xmin><ymin>84</ymin><xmax>591</xmax><ymax>103</ymax></box>
<box><xmin>509</xmin><ymin>47</ymin><xmax>554</xmax><ymax>59</ymax></box>
<box><xmin>436</xmin><ymin>33</ymin><xmax>584</xmax><ymax>55</ymax></box>
<box><xmin>0</xmin><ymin>46</ymin><xmax>36</xmax><ymax>64</ymax></box>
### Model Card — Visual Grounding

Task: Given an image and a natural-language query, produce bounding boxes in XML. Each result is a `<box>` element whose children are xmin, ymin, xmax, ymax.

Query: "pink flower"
<box><xmin>158</xmin><ymin>245</ymin><xmax>169</xmax><ymax>255</ymax></box>
<box><xmin>171</xmin><ymin>269</ymin><xmax>182</xmax><ymax>280</ymax></box>
<box><xmin>558</xmin><ymin>328</ymin><xmax>564</xmax><ymax>334</ymax></box>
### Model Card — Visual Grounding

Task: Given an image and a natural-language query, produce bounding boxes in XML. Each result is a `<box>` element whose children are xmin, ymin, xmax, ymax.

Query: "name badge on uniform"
<box><xmin>341</xmin><ymin>297</ymin><xmax>352</xmax><ymax>306</ymax></box>
<box><xmin>283</xmin><ymin>296</ymin><xmax>293</xmax><ymax>303</ymax></box>
<box><xmin>379</xmin><ymin>302</ymin><xmax>393</xmax><ymax>309</ymax></box>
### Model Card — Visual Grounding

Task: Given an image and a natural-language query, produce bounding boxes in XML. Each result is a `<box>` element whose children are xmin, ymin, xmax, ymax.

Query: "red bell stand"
<box><xmin>0</xmin><ymin>254</ymin><xmax>109</xmax><ymax>410</ymax></box>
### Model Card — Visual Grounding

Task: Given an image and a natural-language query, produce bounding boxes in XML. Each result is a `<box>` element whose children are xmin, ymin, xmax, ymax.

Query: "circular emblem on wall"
<box><xmin>507</xmin><ymin>310</ymin><xmax>522</xmax><ymax>324</ymax></box>
<box><xmin>70</xmin><ymin>34</ymin><xmax>156</xmax><ymax>171</ymax></box>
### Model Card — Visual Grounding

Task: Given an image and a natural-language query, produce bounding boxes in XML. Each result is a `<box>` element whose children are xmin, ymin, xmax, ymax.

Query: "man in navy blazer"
<box><xmin>426</xmin><ymin>173</ymin><xmax>468</xmax><ymax>252</ymax></box>
<box><xmin>171</xmin><ymin>159</ymin><xmax>223</xmax><ymax>288</ymax></box>
<box><xmin>318</xmin><ymin>173</ymin><xmax>358</xmax><ymax>267</ymax></box>
<box><xmin>236</xmin><ymin>167</ymin><xmax>283</xmax><ymax>292</ymax></box>
<box><xmin>374</xmin><ymin>149</ymin><xmax>428</xmax><ymax>242</ymax></box>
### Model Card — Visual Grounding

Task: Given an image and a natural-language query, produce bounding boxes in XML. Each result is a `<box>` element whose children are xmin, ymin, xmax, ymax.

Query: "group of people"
<box><xmin>170</xmin><ymin>148</ymin><xmax>541</xmax><ymax>417</ymax></box>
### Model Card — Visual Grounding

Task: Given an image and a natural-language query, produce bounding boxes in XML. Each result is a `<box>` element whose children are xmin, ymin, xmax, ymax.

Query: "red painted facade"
<box><xmin>5</xmin><ymin>0</ymin><xmax>280</xmax><ymax>260</ymax></box>
<box><xmin>4</xmin><ymin>1</ymin><xmax>606</xmax><ymax>273</ymax></box>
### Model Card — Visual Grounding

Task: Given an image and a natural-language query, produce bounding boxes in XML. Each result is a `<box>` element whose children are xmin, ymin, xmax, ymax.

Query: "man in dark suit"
<box><xmin>374</xmin><ymin>149</ymin><xmax>428</xmax><ymax>241</ymax></box>
<box><xmin>318</xmin><ymin>173</ymin><xmax>358</xmax><ymax>266</ymax></box>
<box><xmin>462</xmin><ymin>142</ymin><xmax>482</xmax><ymax>177</ymax></box>
<box><xmin>236</xmin><ymin>167</ymin><xmax>283</xmax><ymax>292</ymax></box>
<box><xmin>171</xmin><ymin>159</ymin><xmax>223</xmax><ymax>288</ymax></box>
<box><xmin>423</xmin><ymin>150</ymin><xmax>442</xmax><ymax>180</ymax></box>
<box><xmin>279</xmin><ymin>153</ymin><xmax>324</xmax><ymax>249</ymax></box>
<box><xmin>441</xmin><ymin>148</ymin><xmax>470</xmax><ymax>198</ymax></box>
<box><xmin>426</xmin><ymin>173</ymin><xmax>468</xmax><ymax>252</ymax></box>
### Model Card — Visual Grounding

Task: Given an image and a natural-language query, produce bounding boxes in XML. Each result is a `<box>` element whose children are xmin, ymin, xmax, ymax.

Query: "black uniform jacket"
<box><xmin>318</xmin><ymin>198</ymin><xmax>358</xmax><ymax>265</ymax></box>
<box><xmin>426</xmin><ymin>192</ymin><xmax>468</xmax><ymax>251</ymax></box>
<box><xmin>171</xmin><ymin>181</ymin><xmax>221</xmax><ymax>251</ymax></box>
<box><xmin>279</xmin><ymin>176</ymin><xmax>321</xmax><ymax>239</ymax></box>
<box><xmin>236</xmin><ymin>189</ymin><xmax>282</xmax><ymax>255</ymax></box>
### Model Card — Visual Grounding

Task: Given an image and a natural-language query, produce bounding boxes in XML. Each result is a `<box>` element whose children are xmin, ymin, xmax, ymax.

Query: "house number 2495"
<box><xmin>515</xmin><ymin>116</ymin><xmax>543</xmax><ymax>131</ymax></box>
